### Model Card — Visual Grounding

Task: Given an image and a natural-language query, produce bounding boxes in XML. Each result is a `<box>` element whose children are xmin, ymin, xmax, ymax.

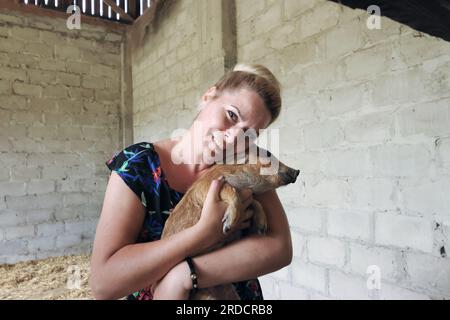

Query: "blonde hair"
<box><xmin>212</xmin><ymin>63</ymin><xmax>282</xmax><ymax>126</ymax></box>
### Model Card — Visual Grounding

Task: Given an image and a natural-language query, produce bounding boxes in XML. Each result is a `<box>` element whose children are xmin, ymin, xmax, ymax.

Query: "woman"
<box><xmin>89</xmin><ymin>63</ymin><xmax>293</xmax><ymax>300</ymax></box>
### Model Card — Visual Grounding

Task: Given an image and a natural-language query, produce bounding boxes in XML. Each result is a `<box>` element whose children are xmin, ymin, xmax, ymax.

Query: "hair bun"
<box><xmin>233</xmin><ymin>63</ymin><xmax>258</xmax><ymax>75</ymax></box>
<box><xmin>233</xmin><ymin>63</ymin><xmax>281</xmax><ymax>94</ymax></box>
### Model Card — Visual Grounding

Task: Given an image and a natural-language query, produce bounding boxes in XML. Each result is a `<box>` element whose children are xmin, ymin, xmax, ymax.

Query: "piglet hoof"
<box><xmin>249</xmin><ymin>200</ymin><xmax>267</xmax><ymax>236</ymax></box>
<box><xmin>250</xmin><ymin>218</ymin><xmax>267</xmax><ymax>235</ymax></box>
<box><xmin>223</xmin><ymin>224</ymin><xmax>231</xmax><ymax>234</ymax></box>
<box><xmin>222</xmin><ymin>214</ymin><xmax>232</xmax><ymax>234</ymax></box>
<box><xmin>257</xmin><ymin>223</ymin><xmax>267</xmax><ymax>235</ymax></box>
<box><xmin>222</xmin><ymin>205</ymin><xmax>238</xmax><ymax>235</ymax></box>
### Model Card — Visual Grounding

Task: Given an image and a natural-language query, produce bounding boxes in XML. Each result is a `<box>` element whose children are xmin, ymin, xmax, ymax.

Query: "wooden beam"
<box><xmin>0</xmin><ymin>0</ymin><xmax>129</xmax><ymax>31</ymax></box>
<box><xmin>222</xmin><ymin>0</ymin><xmax>237</xmax><ymax>71</ymax></box>
<box><xmin>128</xmin><ymin>0</ymin><xmax>137</xmax><ymax>19</ymax></box>
<box><xmin>102</xmin><ymin>0</ymin><xmax>135</xmax><ymax>23</ymax></box>
<box><xmin>133</xmin><ymin>0</ymin><xmax>158</xmax><ymax>27</ymax></box>
<box><xmin>120</xmin><ymin>33</ymin><xmax>135</xmax><ymax>148</ymax></box>
<box><xmin>128</xmin><ymin>0</ymin><xmax>159</xmax><ymax>50</ymax></box>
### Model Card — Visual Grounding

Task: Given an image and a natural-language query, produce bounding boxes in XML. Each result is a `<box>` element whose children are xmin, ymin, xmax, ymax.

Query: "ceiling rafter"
<box><xmin>0</xmin><ymin>0</ymin><xmax>159</xmax><ymax>30</ymax></box>
<box><xmin>102</xmin><ymin>0</ymin><xmax>134</xmax><ymax>23</ymax></box>
<box><xmin>0</xmin><ymin>0</ymin><xmax>128</xmax><ymax>31</ymax></box>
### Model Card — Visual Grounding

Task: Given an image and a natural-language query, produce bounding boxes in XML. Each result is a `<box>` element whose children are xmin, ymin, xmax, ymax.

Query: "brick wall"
<box><xmin>2</xmin><ymin>0</ymin><xmax>449</xmax><ymax>299</ymax></box>
<box><xmin>0</xmin><ymin>10</ymin><xmax>123</xmax><ymax>263</ymax></box>
<box><xmin>235</xmin><ymin>0</ymin><xmax>450</xmax><ymax>299</ymax></box>
<box><xmin>132</xmin><ymin>0</ymin><xmax>228</xmax><ymax>142</ymax></box>
<box><xmin>132</xmin><ymin>0</ymin><xmax>450</xmax><ymax>299</ymax></box>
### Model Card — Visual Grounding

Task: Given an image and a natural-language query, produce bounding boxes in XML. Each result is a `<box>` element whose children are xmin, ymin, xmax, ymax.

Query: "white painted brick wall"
<box><xmin>349</xmin><ymin>243</ymin><xmax>397</xmax><ymax>282</ymax></box>
<box><xmin>329</xmin><ymin>270</ymin><xmax>370</xmax><ymax>299</ymax></box>
<box><xmin>291</xmin><ymin>258</ymin><xmax>327</xmax><ymax>294</ymax></box>
<box><xmin>286</xmin><ymin>206</ymin><xmax>324</xmax><ymax>233</ymax></box>
<box><xmin>405</xmin><ymin>253</ymin><xmax>450</xmax><ymax>296</ymax></box>
<box><xmin>370</xmin><ymin>144</ymin><xmax>431</xmax><ymax>178</ymax></box>
<box><xmin>327</xmin><ymin>210</ymin><xmax>371</xmax><ymax>242</ymax></box>
<box><xmin>4</xmin><ymin>225</ymin><xmax>35</xmax><ymax>240</ymax></box>
<box><xmin>132</xmin><ymin>0</ymin><xmax>226</xmax><ymax>142</ymax></box>
<box><xmin>304</xmin><ymin>178</ymin><xmax>351</xmax><ymax>208</ymax></box>
<box><xmin>290</xmin><ymin>229</ymin><xmax>307</xmax><ymax>260</ymax></box>
<box><xmin>278</xmin><ymin>281</ymin><xmax>310</xmax><ymax>300</ymax></box>
<box><xmin>378</xmin><ymin>283</ymin><xmax>431</xmax><ymax>300</ymax></box>
<box><xmin>375</xmin><ymin>213</ymin><xmax>434</xmax><ymax>253</ymax></box>
<box><xmin>2</xmin><ymin>0</ymin><xmax>445</xmax><ymax>300</ymax></box>
<box><xmin>235</xmin><ymin>0</ymin><xmax>450</xmax><ymax>299</ymax></box>
<box><xmin>400</xmin><ymin>178</ymin><xmax>450</xmax><ymax>218</ymax></box>
<box><xmin>0</xmin><ymin>10</ymin><xmax>122</xmax><ymax>263</ymax></box>
<box><xmin>308</xmin><ymin>236</ymin><xmax>346</xmax><ymax>268</ymax></box>
<box><xmin>348</xmin><ymin>178</ymin><xmax>398</xmax><ymax>211</ymax></box>
<box><xmin>437</xmin><ymin>137</ymin><xmax>450</xmax><ymax>170</ymax></box>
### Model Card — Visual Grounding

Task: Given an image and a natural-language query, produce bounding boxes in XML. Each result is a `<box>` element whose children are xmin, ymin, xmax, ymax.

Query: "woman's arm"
<box><xmin>89</xmin><ymin>172</ymin><xmax>226</xmax><ymax>300</ymax></box>
<box><xmin>155</xmin><ymin>189</ymin><xmax>292</xmax><ymax>295</ymax></box>
<box><xmin>192</xmin><ymin>189</ymin><xmax>293</xmax><ymax>288</ymax></box>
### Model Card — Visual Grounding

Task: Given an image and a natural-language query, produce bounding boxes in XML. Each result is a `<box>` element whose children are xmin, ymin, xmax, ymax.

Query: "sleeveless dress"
<box><xmin>105</xmin><ymin>142</ymin><xmax>264</xmax><ymax>300</ymax></box>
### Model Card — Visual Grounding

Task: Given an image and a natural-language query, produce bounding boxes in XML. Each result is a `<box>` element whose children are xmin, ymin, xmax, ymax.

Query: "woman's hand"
<box><xmin>196</xmin><ymin>176</ymin><xmax>254</xmax><ymax>250</ymax></box>
<box><xmin>151</xmin><ymin>178</ymin><xmax>254</xmax><ymax>300</ymax></box>
<box><xmin>151</xmin><ymin>261</ymin><xmax>192</xmax><ymax>300</ymax></box>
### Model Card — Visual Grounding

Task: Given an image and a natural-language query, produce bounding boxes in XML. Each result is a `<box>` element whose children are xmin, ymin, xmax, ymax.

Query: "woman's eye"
<box><xmin>227</xmin><ymin>110</ymin><xmax>238</xmax><ymax>122</ymax></box>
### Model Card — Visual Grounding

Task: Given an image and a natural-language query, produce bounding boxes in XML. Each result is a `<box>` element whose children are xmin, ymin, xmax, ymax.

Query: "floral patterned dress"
<box><xmin>105</xmin><ymin>142</ymin><xmax>264</xmax><ymax>300</ymax></box>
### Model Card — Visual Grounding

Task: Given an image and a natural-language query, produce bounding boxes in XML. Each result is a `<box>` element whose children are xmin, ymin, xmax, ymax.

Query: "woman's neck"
<box><xmin>152</xmin><ymin>136</ymin><xmax>212</xmax><ymax>193</ymax></box>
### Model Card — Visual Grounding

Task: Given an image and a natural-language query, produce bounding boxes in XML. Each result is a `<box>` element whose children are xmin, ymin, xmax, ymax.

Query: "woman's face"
<box><xmin>194</xmin><ymin>86</ymin><xmax>272</xmax><ymax>161</ymax></box>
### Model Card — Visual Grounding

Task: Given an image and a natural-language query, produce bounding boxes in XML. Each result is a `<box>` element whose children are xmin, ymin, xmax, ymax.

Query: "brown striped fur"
<box><xmin>161</xmin><ymin>147</ymin><xmax>300</xmax><ymax>299</ymax></box>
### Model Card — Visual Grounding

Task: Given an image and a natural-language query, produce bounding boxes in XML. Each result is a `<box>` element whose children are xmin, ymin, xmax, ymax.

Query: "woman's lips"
<box><xmin>212</xmin><ymin>131</ymin><xmax>226</xmax><ymax>149</ymax></box>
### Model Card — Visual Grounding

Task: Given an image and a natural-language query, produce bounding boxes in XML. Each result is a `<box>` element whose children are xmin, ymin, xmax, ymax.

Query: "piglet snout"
<box><xmin>280</xmin><ymin>167</ymin><xmax>300</xmax><ymax>184</ymax></box>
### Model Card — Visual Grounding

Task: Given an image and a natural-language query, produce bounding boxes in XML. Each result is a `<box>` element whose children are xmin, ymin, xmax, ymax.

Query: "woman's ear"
<box><xmin>201</xmin><ymin>86</ymin><xmax>217</xmax><ymax>102</ymax></box>
<box><xmin>197</xmin><ymin>86</ymin><xmax>217</xmax><ymax>111</ymax></box>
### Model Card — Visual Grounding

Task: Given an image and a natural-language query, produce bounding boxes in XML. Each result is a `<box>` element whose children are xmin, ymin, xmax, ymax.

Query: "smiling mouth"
<box><xmin>211</xmin><ymin>131</ymin><xmax>227</xmax><ymax>148</ymax></box>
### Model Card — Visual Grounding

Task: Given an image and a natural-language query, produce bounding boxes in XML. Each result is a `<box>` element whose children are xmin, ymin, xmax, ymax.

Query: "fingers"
<box><xmin>207</xmin><ymin>176</ymin><xmax>225</xmax><ymax>202</ymax></box>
